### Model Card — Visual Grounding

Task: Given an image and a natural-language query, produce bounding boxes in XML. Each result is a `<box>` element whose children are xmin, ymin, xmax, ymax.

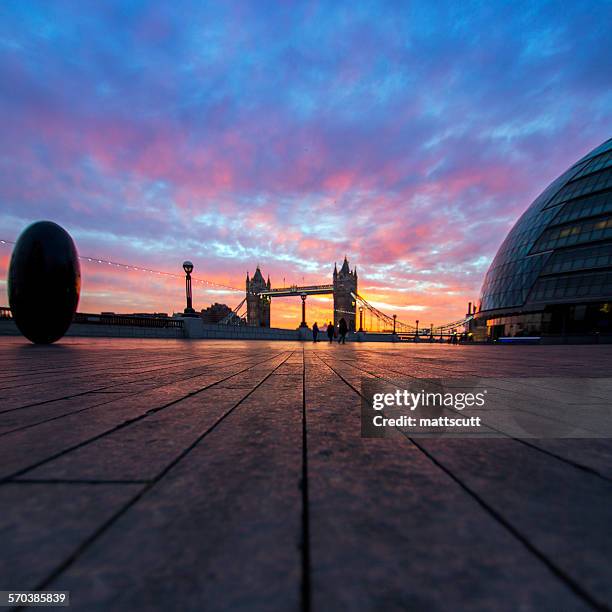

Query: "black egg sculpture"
<box><xmin>8</xmin><ymin>221</ymin><xmax>80</xmax><ymax>344</ymax></box>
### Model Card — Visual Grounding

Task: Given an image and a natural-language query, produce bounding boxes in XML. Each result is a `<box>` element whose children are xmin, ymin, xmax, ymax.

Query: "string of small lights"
<box><xmin>0</xmin><ymin>239</ymin><xmax>243</xmax><ymax>293</ymax></box>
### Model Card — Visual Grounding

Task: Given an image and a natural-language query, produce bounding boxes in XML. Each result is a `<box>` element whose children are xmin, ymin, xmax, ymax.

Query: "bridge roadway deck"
<box><xmin>1</xmin><ymin>338</ymin><xmax>611</xmax><ymax>611</ymax></box>
<box><xmin>257</xmin><ymin>284</ymin><xmax>334</xmax><ymax>297</ymax></box>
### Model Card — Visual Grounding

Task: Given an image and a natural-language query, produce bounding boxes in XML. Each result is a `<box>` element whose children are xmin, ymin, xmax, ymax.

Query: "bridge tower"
<box><xmin>246</xmin><ymin>267</ymin><xmax>271</xmax><ymax>327</ymax></box>
<box><xmin>333</xmin><ymin>256</ymin><xmax>357</xmax><ymax>331</ymax></box>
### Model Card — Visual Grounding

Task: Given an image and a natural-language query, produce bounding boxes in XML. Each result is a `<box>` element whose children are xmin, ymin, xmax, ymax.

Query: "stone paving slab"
<box><xmin>0</xmin><ymin>482</ymin><xmax>144</xmax><ymax>591</ymax></box>
<box><xmin>43</xmin><ymin>354</ymin><xmax>304</xmax><ymax>611</ymax></box>
<box><xmin>0</xmin><ymin>352</ymin><xmax>288</xmax><ymax>479</ymax></box>
<box><xmin>23</xmin><ymin>354</ymin><xmax>292</xmax><ymax>481</ymax></box>
<box><xmin>413</xmin><ymin>438</ymin><xmax>612</xmax><ymax>603</ymax></box>
<box><xmin>305</xmin><ymin>354</ymin><xmax>590</xmax><ymax>611</ymax></box>
<box><xmin>0</xmin><ymin>338</ymin><xmax>611</xmax><ymax>611</ymax></box>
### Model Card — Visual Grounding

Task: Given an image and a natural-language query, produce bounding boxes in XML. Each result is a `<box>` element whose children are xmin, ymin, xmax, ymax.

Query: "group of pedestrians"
<box><xmin>311</xmin><ymin>318</ymin><xmax>348</xmax><ymax>344</ymax></box>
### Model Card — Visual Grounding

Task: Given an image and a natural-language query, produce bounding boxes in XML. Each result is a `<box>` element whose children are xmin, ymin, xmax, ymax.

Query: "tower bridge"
<box><xmin>245</xmin><ymin>256</ymin><xmax>357</xmax><ymax>329</ymax></box>
<box><xmin>231</xmin><ymin>255</ymin><xmax>474</xmax><ymax>337</ymax></box>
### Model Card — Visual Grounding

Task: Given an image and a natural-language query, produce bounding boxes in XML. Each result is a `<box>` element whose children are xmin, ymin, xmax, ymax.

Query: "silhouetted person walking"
<box><xmin>312</xmin><ymin>322</ymin><xmax>319</xmax><ymax>342</ymax></box>
<box><xmin>327</xmin><ymin>321</ymin><xmax>334</xmax><ymax>343</ymax></box>
<box><xmin>339</xmin><ymin>317</ymin><xmax>348</xmax><ymax>344</ymax></box>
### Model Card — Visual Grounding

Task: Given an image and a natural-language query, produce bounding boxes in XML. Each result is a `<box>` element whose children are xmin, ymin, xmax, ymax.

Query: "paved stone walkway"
<box><xmin>1</xmin><ymin>338</ymin><xmax>611</xmax><ymax>611</ymax></box>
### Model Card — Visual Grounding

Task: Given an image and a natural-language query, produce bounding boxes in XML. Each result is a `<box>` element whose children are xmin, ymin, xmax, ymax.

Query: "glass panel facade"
<box><xmin>568</xmin><ymin>149</ymin><xmax>612</xmax><ymax>180</ymax></box>
<box><xmin>480</xmin><ymin>253</ymin><xmax>550</xmax><ymax>310</ymax></box>
<box><xmin>529</xmin><ymin>271</ymin><xmax>612</xmax><ymax>302</ymax></box>
<box><xmin>543</xmin><ymin>166</ymin><xmax>612</xmax><ymax>209</ymax></box>
<box><xmin>541</xmin><ymin>243</ymin><xmax>612</xmax><ymax>274</ymax></box>
<box><xmin>576</xmin><ymin>138</ymin><xmax>612</xmax><ymax>162</ymax></box>
<box><xmin>531</xmin><ymin>215</ymin><xmax>612</xmax><ymax>252</ymax></box>
<box><xmin>480</xmin><ymin>302</ymin><xmax>612</xmax><ymax>338</ymax></box>
<box><xmin>478</xmin><ymin>138</ymin><xmax>612</xmax><ymax>316</ymax></box>
<box><xmin>552</xmin><ymin>190</ymin><xmax>612</xmax><ymax>225</ymax></box>
<box><xmin>485</xmin><ymin>312</ymin><xmax>547</xmax><ymax>337</ymax></box>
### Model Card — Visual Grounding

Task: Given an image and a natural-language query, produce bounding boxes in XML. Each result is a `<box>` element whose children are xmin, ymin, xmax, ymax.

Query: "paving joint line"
<box><xmin>0</xmin><ymin>353</ymin><xmax>275</xmax><ymax>437</ymax></box>
<box><xmin>0</xmin><ymin>352</ymin><xmax>270</xmax><ymax>414</ymax></box>
<box><xmin>313</xmin><ymin>353</ymin><xmax>607</xmax><ymax>612</ymax></box>
<box><xmin>317</xmin><ymin>354</ymin><xmax>612</xmax><ymax>484</ymax></box>
<box><xmin>300</xmin><ymin>345</ymin><xmax>311</xmax><ymax>612</ymax></box>
<box><xmin>23</xmin><ymin>351</ymin><xmax>295</xmax><ymax>604</ymax></box>
<box><xmin>0</xmin><ymin>351</ymin><xmax>290</xmax><ymax>483</ymax></box>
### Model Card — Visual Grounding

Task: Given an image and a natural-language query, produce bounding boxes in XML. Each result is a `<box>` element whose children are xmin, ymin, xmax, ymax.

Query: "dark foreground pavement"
<box><xmin>1</xmin><ymin>338</ymin><xmax>611</xmax><ymax>611</ymax></box>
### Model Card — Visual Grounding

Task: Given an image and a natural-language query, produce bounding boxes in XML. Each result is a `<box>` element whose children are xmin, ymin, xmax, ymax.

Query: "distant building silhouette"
<box><xmin>333</xmin><ymin>256</ymin><xmax>357</xmax><ymax>331</ymax></box>
<box><xmin>201</xmin><ymin>303</ymin><xmax>232</xmax><ymax>324</ymax></box>
<box><xmin>246</xmin><ymin>267</ymin><xmax>271</xmax><ymax>326</ymax></box>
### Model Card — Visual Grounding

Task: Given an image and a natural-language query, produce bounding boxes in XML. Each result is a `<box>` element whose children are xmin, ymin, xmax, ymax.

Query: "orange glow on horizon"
<box><xmin>0</xmin><ymin>249</ymin><xmax>472</xmax><ymax>328</ymax></box>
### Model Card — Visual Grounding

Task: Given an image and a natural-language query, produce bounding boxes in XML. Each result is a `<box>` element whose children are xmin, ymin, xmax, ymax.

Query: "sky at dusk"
<box><xmin>0</xmin><ymin>1</ymin><xmax>611</xmax><ymax>327</ymax></box>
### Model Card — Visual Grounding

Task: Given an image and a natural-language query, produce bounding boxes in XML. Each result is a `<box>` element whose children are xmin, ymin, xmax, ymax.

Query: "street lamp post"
<box><xmin>359</xmin><ymin>306</ymin><xmax>363</xmax><ymax>332</ymax></box>
<box><xmin>300</xmin><ymin>293</ymin><xmax>308</xmax><ymax>328</ymax></box>
<box><xmin>415</xmin><ymin>319</ymin><xmax>419</xmax><ymax>341</ymax></box>
<box><xmin>183</xmin><ymin>260</ymin><xmax>196</xmax><ymax>315</ymax></box>
<box><xmin>393</xmin><ymin>314</ymin><xmax>397</xmax><ymax>335</ymax></box>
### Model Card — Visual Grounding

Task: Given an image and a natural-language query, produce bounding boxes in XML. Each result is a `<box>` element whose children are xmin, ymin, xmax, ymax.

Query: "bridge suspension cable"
<box><xmin>432</xmin><ymin>315</ymin><xmax>474</xmax><ymax>333</ymax></box>
<box><xmin>351</xmin><ymin>292</ymin><xmax>417</xmax><ymax>333</ymax></box>
<box><xmin>218</xmin><ymin>297</ymin><xmax>247</xmax><ymax>325</ymax></box>
<box><xmin>352</xmin><ymin>292</ymin><xmax>474</xmax><ymax>334</ymax></box>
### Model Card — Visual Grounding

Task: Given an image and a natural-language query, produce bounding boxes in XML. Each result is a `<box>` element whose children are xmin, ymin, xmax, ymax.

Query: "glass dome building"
<box><xmin>475</xmin><ymin>137</ymin><xmax>612</xmax><ymax>340</ymax></box>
